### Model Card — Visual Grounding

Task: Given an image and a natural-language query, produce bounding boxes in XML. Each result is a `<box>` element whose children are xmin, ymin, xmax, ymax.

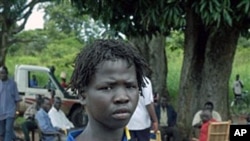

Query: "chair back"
<box><xmin>207</xmin><ymin>120</ymin><xmax>231</xmax><ymax>141</ymax></box>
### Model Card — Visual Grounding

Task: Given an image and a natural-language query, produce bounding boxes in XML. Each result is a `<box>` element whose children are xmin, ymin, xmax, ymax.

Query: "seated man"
<box><xmin>159</xmin><ymin>95</ymin><xmax>180</xmax><ymax>141</ymax></box>
<box><xmin>21</xmin><ymin>94</ymin><xmax>42</xmax><ymax>141</ymax></box>
<box><xmin>192</xmin><ymin>101</ymin><xmax>221</xmax><ymax>137</ymax></box>
<box><xmin>192</xmin><ymin>101</ymin><xmax>221</xmax><ymax>127</ymax></box>
<box><xmin>192</xmin><ymin>109</ymin><xmax>217</xmax><ymax>141</ymax></box>
<box><xmin>35</xmin><ymin>97</ymin><xmax>66</xmax><ymax>141</ymax></box>
<box><xmin>48</xmin><ymin>97</ymin><xmax>75</xmax><ymax>131</ymax></box>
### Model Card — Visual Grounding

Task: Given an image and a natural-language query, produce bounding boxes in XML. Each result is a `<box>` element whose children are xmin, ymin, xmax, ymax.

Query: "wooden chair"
<box><xmin>207</xmin><ymin>120</ymin><xmax>231</xmax><ymax>141</ymax></box>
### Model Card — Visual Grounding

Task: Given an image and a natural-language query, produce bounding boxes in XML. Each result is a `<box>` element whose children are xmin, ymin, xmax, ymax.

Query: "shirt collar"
<box><xmin>67</xmin><ymin>127</ymin><xmax>131</xmax><ymax>141</ymax></box>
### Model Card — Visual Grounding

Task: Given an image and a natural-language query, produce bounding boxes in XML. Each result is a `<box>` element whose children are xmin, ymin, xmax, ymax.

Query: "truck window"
<box><xmin>28</xmin><ymin>71</ymin><xmax>57</xmax><ymax>90</ymax></box>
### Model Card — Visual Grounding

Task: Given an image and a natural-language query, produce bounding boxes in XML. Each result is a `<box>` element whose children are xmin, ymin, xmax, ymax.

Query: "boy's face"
<box><xmin>84</xmin><ymin>59</ymin><xmax>139</xmax><ymax>129</ymax></box>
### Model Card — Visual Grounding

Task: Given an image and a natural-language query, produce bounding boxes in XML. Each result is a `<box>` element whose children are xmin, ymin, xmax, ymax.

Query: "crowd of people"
<box><xmin>1</xmin><ymin>39</ymin><xmax>243</xmax><ymax>141</ymax></box>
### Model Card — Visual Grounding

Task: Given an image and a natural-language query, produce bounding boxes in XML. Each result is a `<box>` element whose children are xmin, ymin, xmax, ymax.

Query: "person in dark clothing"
<box><xmin>154</xmin><ymin>92</ymin><xmax>161</xmax><ymax>123</ymax></box>
<box><xmin>159</xmin><ymin>96</ymin><xmax>180</xmax><ymax>141</ymax></box>
<box><xmin>21</xmin><ymin>95</ymin><xmax>42</xmax><ymax>141</ymax></box>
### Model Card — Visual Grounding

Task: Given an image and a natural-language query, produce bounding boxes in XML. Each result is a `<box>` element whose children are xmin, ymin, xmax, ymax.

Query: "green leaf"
<box><xmin>209</xmin><ymin>1</ymin><xmax>213</xmax><ymax>13</ymax></box>
<box><xmin>200</xmin><ymin>2</ymin><xmax>206</xmax><ymax>13</ymax></box>
<box><xmin>212</xmin><ymin>0</ymin><xmax>220</xmax><ymax>7</ymax></box>
<box><xmin>245</xmin><ymin>1</ymin><xmax>250</xmax><ymax>13</ymax></box>
<box><xmin>223</xmin><ymin>9</ymin><xmax>232</xmax><ymax>26</ymax></box>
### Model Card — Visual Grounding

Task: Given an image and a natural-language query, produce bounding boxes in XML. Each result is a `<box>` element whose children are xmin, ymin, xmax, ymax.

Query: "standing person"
<box><xmin>159</xmin><ymin>95</ymin><xmax>180</xmax><ymax>141</ymax></box>
<box><xmin>60</xmin><ymin>72</ymin><xmax>68</xmax><ymax>88</ymax></box>
<box><xmin>66</xmin><ymin>39</ymin><xmax>150</xmax><ymax>141</ymax></box>
<box><xmin>47</xmin><ymin>66</ymin><xmax>56</xmax><ymax>91</ymax></box>
<box><xmin>127</xmin><ymin>77</ymin><xmax>159</xmax><ymax>141</ymax></box>
<box><xmin>48</xmin><ymin>97</ymin><xmax>74</xmax><ymax>130</ymax></box>
<box><xmin>154</xmin><ymin>92</ymin><xmax>161</xmax><ymax>123</ymax></box>
<box><xmin>21</xmin><ymin>94</ymin><xmax>42</xmax><ymax>141</ymax></box>
<box><xmin>0</xmin><ymin>66</ymin><xmax>22</xmax><ymax>141</ymax></box>
<box><xmin>233</xmin><ymin>74</ymin><xmax>244</xmax><ymax>99</ymax></box>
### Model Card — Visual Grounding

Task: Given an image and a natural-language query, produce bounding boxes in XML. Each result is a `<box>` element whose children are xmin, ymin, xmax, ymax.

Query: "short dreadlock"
<box><xmin>70</xmin><ymin>39</ymin><xmax>151</xmax><ymax>96</ymax></box>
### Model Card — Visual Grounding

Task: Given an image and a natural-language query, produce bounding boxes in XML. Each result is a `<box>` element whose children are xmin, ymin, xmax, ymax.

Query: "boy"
<box><xmin>67</xmin><ymin>39</ymin><xmax>151</xmax><ymax>141</ymax></box>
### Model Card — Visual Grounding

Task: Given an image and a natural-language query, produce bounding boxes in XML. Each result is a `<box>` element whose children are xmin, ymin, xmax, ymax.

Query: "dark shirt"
<box><xmin>166</xmin><ymin>105</ymin><xmax>177</xmax><ymax>127</ymax></box>
<box><xmin>161</xmin><ymin>105</ymin><xmax>177</xmax><ymax>127</ymax></box>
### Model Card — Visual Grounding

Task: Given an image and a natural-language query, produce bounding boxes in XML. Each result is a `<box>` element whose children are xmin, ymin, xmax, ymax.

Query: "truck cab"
<box><xmin>15</xmin><ymin>64</ymin><xmax>86</xmax><ymax>127</ymax></box>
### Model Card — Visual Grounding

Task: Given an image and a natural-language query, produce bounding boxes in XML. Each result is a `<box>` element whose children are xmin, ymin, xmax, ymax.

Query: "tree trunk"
<box><xmin>177</xmin><ymin>4</ymin><xmax>239</xmax><ymax>138</ymax></box>
<box><xmin>129</xmin><ymin>33</ymin><xmax>168</xmax><ymax>98</ymax></box>
<box><xmin>0</xmin><ymin>33</ymin><xmax>8</xmax><ymax>66</ymax></box>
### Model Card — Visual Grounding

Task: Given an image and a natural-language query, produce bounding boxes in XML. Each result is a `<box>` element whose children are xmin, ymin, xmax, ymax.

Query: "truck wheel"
<box><xmin>71</xmin><ymin>107</ymin><xmax>88</xmax><ymax>128</ymax></box>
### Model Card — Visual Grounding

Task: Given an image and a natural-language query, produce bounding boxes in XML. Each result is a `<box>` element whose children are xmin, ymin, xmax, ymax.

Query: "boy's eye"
<box><xmin>100</xmin><ymin>86</ymin><xmax>112</xmax><ymax>90</ymax></box>
<box><xmin>126</xmin><ymin>85</ymin><xmax>137</xmax><ymax>89</ymax></box>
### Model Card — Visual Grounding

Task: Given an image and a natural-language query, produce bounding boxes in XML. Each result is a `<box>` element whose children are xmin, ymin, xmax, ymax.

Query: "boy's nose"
<box><xmin>114</xmin><ymin>88</ymin><xmax>129</xmax><ymax>104</ymax></box>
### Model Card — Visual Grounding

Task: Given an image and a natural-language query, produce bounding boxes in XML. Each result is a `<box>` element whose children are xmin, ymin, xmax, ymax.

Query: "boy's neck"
<box><xmin>76</xmin><ymin>123</ymin><xmax>125</xmax><ymax>141</ymax></box>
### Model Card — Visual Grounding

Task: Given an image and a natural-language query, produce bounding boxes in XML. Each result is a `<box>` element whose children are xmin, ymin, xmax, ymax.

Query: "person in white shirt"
<box><xmin>48</xmin><ymin>97</ymin><xmax>74</xmax><ymax>130</ymax></box>
<box><xmin>127</xmin><ymin>77</ymin><xmax>158</xmax><ymax>141</ymax></box>
<box><xmin>233</xmin><ymin>74</ymin><xmax>244</xmax><ymax>99</ymax></box>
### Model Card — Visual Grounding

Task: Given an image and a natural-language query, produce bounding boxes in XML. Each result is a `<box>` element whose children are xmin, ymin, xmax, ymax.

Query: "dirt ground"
<box><xmin>231</xmin><ymin>114</ymin><xmax>248</xmax><ymax>124</ymax></box>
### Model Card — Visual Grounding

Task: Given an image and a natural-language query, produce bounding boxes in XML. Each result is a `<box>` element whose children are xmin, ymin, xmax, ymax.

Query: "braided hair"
<box><xmin>70</xmin><ymin>39</ymin><xmax>151</xmax><ymax>97</ymax></box>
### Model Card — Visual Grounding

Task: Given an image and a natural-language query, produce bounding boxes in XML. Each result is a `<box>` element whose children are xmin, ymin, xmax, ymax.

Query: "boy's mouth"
<box><xmin>112</xmin><ymin>108</ymin><xmax>131</xmax><ymax>120</ymax></box>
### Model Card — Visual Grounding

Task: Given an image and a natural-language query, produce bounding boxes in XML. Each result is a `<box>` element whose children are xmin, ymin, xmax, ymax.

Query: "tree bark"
<box><xmin>177</xmin><ymin>4</ymin><xmax>239</xmax><ymax>138</ymax></box>
<box><xmin>129</xmin><ymin>33</ymin><xmax>168</xmax><ymax>98</ymax></box>
<box><xmin>0</xmin><ymin>32</ymin><xmax>8</xmax><ymax>66</ymax></box>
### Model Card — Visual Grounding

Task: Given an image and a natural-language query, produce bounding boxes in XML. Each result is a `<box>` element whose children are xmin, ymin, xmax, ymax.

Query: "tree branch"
<box><xmin>13</xmin><ymin>0</ymin><xmax>51</xmax><ymax>34</ymax></box>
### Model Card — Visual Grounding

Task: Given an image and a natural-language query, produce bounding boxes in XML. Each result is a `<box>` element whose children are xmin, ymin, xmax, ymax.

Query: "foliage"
<box><xmin>42</xmin><ymin>1</ymin><xmax>112</xmax><ymax>42</ymax></box>
<box><xmin>69</xmin><ymin>0</ymin><xmax>250</xmax><ymax>38</ymax></box>
<box><xmin>8</xmin><ymin>29</ymin><xmax>48</xmax><ymax>56</ymax></box>
<box><xmin>6</xmin><ymin>1</ymin><xmax>118</xmax><ymax>81</ymax></box>
<box><xmin>0</xmin><ymin>0</ymin><xmax>53</xmax><ymax>65</ymax></box>
<box><xmin>192</xmin><ymin>0</ymin><xmax>250</xmax><ymax>36</ymax></box>
<box><xmin>69</xmin><ymin>0</ymin><xmax>185</xmax><ymax>37</ymax></box>
<box><xmin>166</xmin><ymin>30</ymin><xmax>184</xmax><ymax>51</ymax></box>
<box><xmin>167</xmin><ymin>37</ymin><xmax>250</xmax><ymax>108</ymax></box>
<box><xmin>6</xmin><ymin>30</ymin><xmax>82</xmax><ymax>82</ymax></box>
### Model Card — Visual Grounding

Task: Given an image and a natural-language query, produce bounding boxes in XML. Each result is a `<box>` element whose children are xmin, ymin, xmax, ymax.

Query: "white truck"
<box><xmin>15</xmin><ymin>64</ymin><xmax>86</xmax><ymax>127</ymax></box>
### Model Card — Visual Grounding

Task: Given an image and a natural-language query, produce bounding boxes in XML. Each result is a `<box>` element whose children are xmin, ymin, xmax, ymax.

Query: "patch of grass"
<box><xmin>167</xmin><ymin>46</ymin><xmax>250</xmax><ymax>109</ymax></box>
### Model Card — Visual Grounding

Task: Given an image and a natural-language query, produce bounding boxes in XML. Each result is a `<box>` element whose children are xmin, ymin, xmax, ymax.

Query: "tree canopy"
<box><xmin>70</xmin><ymin>0</ymin><xmax>250</xmax><ymax>37</ymax></box>
<box><xmin>0</xmin><ymin>0</ymin><xmax>52</xmax><ymax>65</ymax></box>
